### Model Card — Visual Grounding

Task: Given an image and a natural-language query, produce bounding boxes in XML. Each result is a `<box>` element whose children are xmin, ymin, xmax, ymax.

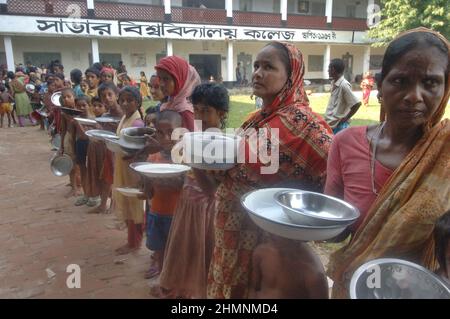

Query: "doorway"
<box><xmin>237</xmin><ymin>52</ymin><xmax>252</xmax><ymax>86</ymax></box>
<box><xmin>89</xmin><ymin>53</ymin><xmax>122</xmax><ymax>69</ymax></box>
<box><xmin>189</xmin><ymin>54</ymin><xmax>221</xmax><ymax>81</ymax></box>
<box><xmin>341</xmin><ymin>52</ymin><xmax>354</xmax><ymax>82</ymax></box>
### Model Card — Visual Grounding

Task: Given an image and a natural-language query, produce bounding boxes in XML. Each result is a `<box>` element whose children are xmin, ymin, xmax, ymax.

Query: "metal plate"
<box><xmin>241</xmin><ymin>188</ymin><xmax>347</xmax><ymax>242</ymax></box>
<box><xmin>350</xmin><ymin>258</ymin><xmax>450</xmax><ymax>299</ymax></box>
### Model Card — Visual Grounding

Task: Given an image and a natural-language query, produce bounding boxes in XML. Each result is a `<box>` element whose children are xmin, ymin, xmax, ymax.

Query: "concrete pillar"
<box><xmin>87</xmin><ymin>0</ymin><xmax>95</xmax><ymax>18</ymax></box>
<box><xmin>4</xmin><ymin>36</ymin><xmax>15</xmax><ymax>72</ymax></box>
<box><xmin>225</xmin><ymin>0</ymin><xmax>233</xmax><ymax>24</ymax></box>
<box><xmin>227</xmin><ymin>40</ymin><xmax>234</xmax><ymax>82</ymax></box>
<box><xmin>91</xmin><ymin>38</ymin><xmax>100</xmax><ymax>63</ymax></box>
<box><xmin>164</xmin><ymin>0</ymin><xmax>172</xmax><ymax>22</ymax></box>
<box><xmin>166</xmin><ymin>39</ymin><xmax>173</xmax><ymax>57</ymax></box>
<box><xmin>281</xmin><ymin>0</ymin><xmax>287</xmax><ymax>26</ymax></box>
<box><xmin>323</xmin><ymin>45</ymin><xmax>331</xmax><ymax>80</ymax></box>
<box><xmin>325</xmin><ymin>0</ymin><xmax>333</xmax><ymax>24</ymax></box>
<box><xmin>0</xmin><ymin>0</ymin><xmax>7</xmax><ymax>14</ymax></box>
<box><xmin>363</xmin><ymin>45</ymin><xmax>371</xmax><ymax>75</ymax></box>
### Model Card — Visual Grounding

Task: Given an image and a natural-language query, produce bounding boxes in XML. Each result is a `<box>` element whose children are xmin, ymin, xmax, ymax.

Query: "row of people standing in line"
<box><xmin>30</xmin><ymin>27</ymin><xmax>450</xmax><ymax>299</ymax></box>
<box><xmin>124</xmin><ymin>28</ymin><xmax>450</xmax><ymax>298</ymax></box>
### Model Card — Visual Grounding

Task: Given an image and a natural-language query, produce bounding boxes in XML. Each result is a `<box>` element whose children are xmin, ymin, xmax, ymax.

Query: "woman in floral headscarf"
<box><xmin>207</xmin><ymin>42</ymin><xmax>333</xmax><ymax>299</ymax></box>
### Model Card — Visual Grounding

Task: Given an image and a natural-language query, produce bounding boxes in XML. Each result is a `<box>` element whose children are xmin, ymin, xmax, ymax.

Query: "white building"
<box><xmin>0</xmin><ymin>0</ymin><xmax>385</xmax><ymax>84</ymax></box>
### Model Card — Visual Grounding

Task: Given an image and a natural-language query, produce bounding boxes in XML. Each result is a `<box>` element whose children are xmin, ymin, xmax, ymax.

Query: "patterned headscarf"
<box><xmin>242</xmin><ymin>42</ymin><xmax>313</xmax><ymax>130</ymax></box>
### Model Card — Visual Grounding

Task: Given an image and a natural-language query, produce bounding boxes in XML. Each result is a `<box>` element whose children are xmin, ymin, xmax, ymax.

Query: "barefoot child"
<box><xmin>143</xmin><ymin>110</ymin><xmax>183</xmax><ymax>281</ymax></box>
<box><xmin>113</xmin><ymin>86</ymin><xmax>145</xmax><ymax>255</ymax></box>
<box><xmin>159</xmin><ymin>83</ymin><xmax>229</xmax><ymax>298</ymax></box>
<box><xmin>59</xmin><ymin>88</ymin><xmax>81</xmax><ymax>198</ymax></box>
<box><xmin>249</xmin><ymin>234</ymin><xmax>329</xmax><ymax>299</ymax></box>
<box><xmin>0</xmin><ymin>84</ymin><xmax>14</xmax><ymax>128</ymax></box>
<box><xmin>84</xmin><ymin>96</ymin><xmax>107</xmax><ymax>212</ymax></box>
<box><xmin>73</xmin><ymin>95</ymin><xmax>95</xmax><ymax>206</ymax></box>
<box><xmin>95</xmin><ymin>83</ymin><xmax>123</xmax><ymax>214</ymax></box>
<box><xmin>434</xmin><ymin>210</ymin><xmax>450</xmax><ymax>283</ymax></box>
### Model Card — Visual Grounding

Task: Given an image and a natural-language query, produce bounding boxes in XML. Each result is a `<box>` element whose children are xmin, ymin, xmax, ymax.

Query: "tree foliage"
<box><xmin>368</xmin><ymin>0</ymin><xmax>450</xmax><ymax>46</ymax></box>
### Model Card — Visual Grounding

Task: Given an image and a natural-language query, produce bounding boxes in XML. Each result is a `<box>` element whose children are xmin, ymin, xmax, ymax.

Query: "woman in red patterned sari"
<box><xmin>207</xmin><ymin>42</ymin><xmax>333</xmax><ymax>299</ymax></box>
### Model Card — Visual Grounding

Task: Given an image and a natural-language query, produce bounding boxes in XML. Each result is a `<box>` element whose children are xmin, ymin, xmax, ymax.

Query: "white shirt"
<box><xmin>324</xmin><ymin>76</ymin><xmax>360</xmax><ymax>129</ymax></box>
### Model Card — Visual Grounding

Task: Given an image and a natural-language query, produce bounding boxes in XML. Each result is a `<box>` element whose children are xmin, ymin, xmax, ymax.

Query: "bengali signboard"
<box><xmin>0</xmin><ymin>15</ymin><xmax>369</xmax><ymax>44</ymax></box>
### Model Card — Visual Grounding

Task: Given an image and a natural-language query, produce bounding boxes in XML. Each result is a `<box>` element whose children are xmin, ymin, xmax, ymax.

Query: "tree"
<box><xmin>368</xmin><ymin>0</ymin><xmax>450</xmax><ymax>47</ymax></box>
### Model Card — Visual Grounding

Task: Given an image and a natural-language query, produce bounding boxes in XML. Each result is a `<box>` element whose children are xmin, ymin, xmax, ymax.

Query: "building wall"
<box><xmin>172</xmin><ymin>0</ymin><xmax>183</xmax><ymax>7</ymax></box>
<box><xmin>332</xmin><ymin>0</ymin><xmax>368</xmax><ymax>18</ymax></box>
<box><xmin>330</xmin><ymin>44</ymin><xmax>366</xmax><ymax>80</ymax></box>
<box><xmin>0</xmin><ymin>36</ymin><xmax>6</xmax><ymax>66</ymax></box>
<box><xmin>2</xmin><ymin>35</ymin><xmax>385</xmax><ymax>82</ymax></box>
<box><xmin>288</xmin><ymin>0</ymin><xmax>326</xmax><ymax>15</ymax></box>
<box><xmin>9</xmin><ymin>36</ymin><xmax>92</xmax><ymax>74</ymax></box>
<box><xmin>98</xmin><ymin>38</ymin><xmax>166</xmax><ymax>78</ymax></box>
<box><xmin>4</xmin><ymin>36</ymin><xmax>167</xmax><ymax>79</ymax></box>
<box><xmin>100</xmin><ymin>0</ymin><xmax>162</xmax><ymax>5</ymax></box>
<box><xmin>233</xmin><ymin>0</ymin><xmax>276</xmax><ymax>13</ymax></box>
<box><xmin>300</xmin><ymin>44</ymin><xmax>327</xmax><ymax>79</ymax></box>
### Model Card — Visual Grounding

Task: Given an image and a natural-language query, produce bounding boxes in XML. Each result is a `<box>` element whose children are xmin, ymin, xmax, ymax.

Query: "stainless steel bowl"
<box><xmin>241</xmin><ymin>188</ymin><xmax>348</xmax><ymax>242</ymax></box>
<box><xmin>50</xmin><ymin>154</ymin><xmax>73</xmax><ymax>177</ymax></box>
<box><xmin>350</xmin><ymin>258</ymin><xmax>450</xmax><ymax>299</ymax></box>
<box><xmin>274</xmin><ymin>190</ymin><xmax>359</xmax><ymax>226</ymax></box>
<box><xmin>104</xmin><ymin>137</ymin><xmax>132</xmax><ymax>156</ymax></box>
<box><xmin>121</xmin><ymin>127</ymin><xmax>155</xmax><ymax>149</ymax></box>
<box><xmin>85</xmin><ymin>129</ymin><xmax>118</xmax><ymax>142</ymax></box>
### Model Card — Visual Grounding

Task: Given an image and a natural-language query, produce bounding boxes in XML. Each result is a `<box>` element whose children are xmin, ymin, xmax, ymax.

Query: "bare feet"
<box><xmin>115</xmin><ymin>244</ymin><xmax>139</xmax><ymax>255</ymax></box>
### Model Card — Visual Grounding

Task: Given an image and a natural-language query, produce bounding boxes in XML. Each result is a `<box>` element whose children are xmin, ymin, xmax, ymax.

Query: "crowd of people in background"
<box><xmin>0</xmin><ymin>27</ymin><xmax>449</xmax><ymax>299</ymax></box>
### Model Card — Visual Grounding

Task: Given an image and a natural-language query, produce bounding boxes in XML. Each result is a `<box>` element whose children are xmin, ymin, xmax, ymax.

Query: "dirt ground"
<box><xmin>0</xmin><ymin>124</ymin><xmax>338</xmax><ymax>299</ymax></box>
<box><xmin>0</xmin><ymin>125</ymin><xmax>155</xmax><ymax>298</ymax></box>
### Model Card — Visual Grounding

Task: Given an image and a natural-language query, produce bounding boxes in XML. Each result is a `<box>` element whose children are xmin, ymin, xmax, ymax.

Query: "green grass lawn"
<box><xmin>227</xmin><ymin>94</ymin><xmax>450</xmax><ymax>129</ymax></box>
<box><xmin>143</xmin><ymin>93</ymin><xmax>450</xmax><ymax>129</ymax></box>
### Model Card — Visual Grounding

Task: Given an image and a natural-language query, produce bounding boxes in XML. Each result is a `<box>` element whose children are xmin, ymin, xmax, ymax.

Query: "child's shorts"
<box><xmin>75</xmin><ymin>139</ymin><xmax>89</xmax><ymax>165</ymax></box>
<box><xmin>0</xmin><ymin>103</ymin><xmax>12</xmax><ymax>115</ymax></box>
<box><xmin>146</xmin><ymin>210</ymin><xmax>173</xmax><ymax>251</ymax></box>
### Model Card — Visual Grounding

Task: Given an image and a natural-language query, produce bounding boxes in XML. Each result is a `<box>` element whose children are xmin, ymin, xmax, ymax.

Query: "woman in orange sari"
<box><xmin>207</xmin><ymin>42</ymin><xmax>333</xmax><ymax>299</ymax></box>
<box><xmin>326</xmin><ymin>28</ymin><xmax>450</xmax><ymax>298</ymax></box>
<box><xmin>360</xmin><ymin>72</ymin><xmax>374</xmax><ymax>107</ymax></box>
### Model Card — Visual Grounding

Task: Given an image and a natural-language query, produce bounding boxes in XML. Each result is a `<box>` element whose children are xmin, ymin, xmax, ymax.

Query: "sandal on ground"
<box><xmin>86</xmin><ymin>196</ymin><xmax>101</xmax><ymax>207</ymax></box>
<box><xmin>74</xmin><ymin>196</ymin><xmax>88</xmax><ymax>206</ymax></box>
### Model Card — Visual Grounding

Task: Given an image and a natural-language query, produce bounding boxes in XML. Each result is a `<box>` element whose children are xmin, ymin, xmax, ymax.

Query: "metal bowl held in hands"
<box><xmin>95</xmin><ymin>116</ymin><xmax>121</xmax><ymax>124</ymax></box>
<box><xmin>50</xmin><ymin>154</ymin><xmax>73</xmax><ymax>177</ymax></box>
<box><xmin>120</xmin><ymin>127</ymin><xmax>156</xmax><ymax>150</ymax></box>
<box><xmin>85</xmin><ymin>129</ymin><xmax>118</xmax><ymax>142</ymax></box>
<box><xmin>104</xmin><ymin>137</ymin><xmax>133</xmax><ymax>156</ymax></box>
<box><xmin>59</xmin><ymin>107</ymin><xmax>83</xmax><ymax>117</ymax></box>
<box><xmin>241</xmin><ymin>188</ymin><xmax>348</xmax><ymax>242</ymax></box>
<box><xmin>350</xmin><ymin>258</ymin><xmax>450</xmax><ymax>299</ymax></box>
<box><xmin>274</xmin><ymin>190</ymin><xmax>359</xmax><ymax>227</ymax></box>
